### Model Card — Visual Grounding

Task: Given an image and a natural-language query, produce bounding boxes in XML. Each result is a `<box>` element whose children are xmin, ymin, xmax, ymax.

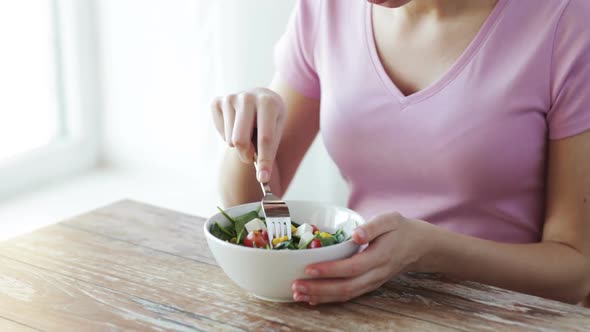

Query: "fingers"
<box><xmin>256</xmin><ymin>93</ymin><xmax>283</xmax><ymax>183</ymax></box>
<box><xmin>353</xmin><ymin>212</ymin><xmax>403</xmax><ymax>245</ymax></box>
<box><xmin>303</xmin><ymin>239</ymin><xmax>387</xmax><ymax>278</ymax></box>
<box><xmin>210</xmin><ymin>89</ymin><xmax>285</xmax><ymax>183</ymax></box>
<box><xmin>210</xmin><ymin>97</ymin><xmax>225</xmax><ymax>138</ymax></box>
<box><xmin>221</xmin><ymin>96</ymin><xmax>236</xmax><ymax>146</ymax></box>
<box><xmin>290</xmin><ymin>212</ymin><xmax>415</xmax><ymax>305</ymax></box>
<box><xmin>292</xmin><ymin>266</ymin><xmax>391</xmax><ymax>304</ymax></box>
<box><xmin>232</xmin><ymin>93</ymin><xmax>256</xmax><ymax>163</ymax></box>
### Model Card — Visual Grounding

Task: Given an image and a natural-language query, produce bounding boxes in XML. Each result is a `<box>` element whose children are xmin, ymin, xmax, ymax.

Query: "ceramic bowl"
<box><xmin>204</xmin><ymin>200</ymin><xmax>365</xmax><ymax>302</ymax></box>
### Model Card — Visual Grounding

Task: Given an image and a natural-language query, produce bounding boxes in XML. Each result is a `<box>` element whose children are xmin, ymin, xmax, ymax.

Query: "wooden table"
<box><xmin>1</xmin><ymin>200</ymin><xmax>589</xmax><ymax>331</ymax></box>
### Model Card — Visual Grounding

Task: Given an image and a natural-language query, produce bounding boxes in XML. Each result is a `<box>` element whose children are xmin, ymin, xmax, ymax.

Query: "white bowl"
<box><xmin>204</xmin><ymin>200</ymin><xmax>365</xmax><ymax>302</ymax></box>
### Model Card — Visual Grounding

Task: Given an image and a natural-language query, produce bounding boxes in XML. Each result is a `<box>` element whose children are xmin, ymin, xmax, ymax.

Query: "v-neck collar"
<box><xmin>364</xmin><ymin>0</ymin><xmax>510</xmax><ymax>108</ymax></box>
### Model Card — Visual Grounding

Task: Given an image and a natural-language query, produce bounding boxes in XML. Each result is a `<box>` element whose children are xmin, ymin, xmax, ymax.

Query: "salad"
<box><xmin>210</xmin><ymin>206</ymin><xmax>351</xmax><ymax>250</ymax></box>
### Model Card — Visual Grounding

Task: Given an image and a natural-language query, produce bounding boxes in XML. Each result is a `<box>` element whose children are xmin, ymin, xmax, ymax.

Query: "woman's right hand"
<box><xmin>211</xmin><ymin>88</ymin><xmax>286</xmax><ymax>183</ymax></box>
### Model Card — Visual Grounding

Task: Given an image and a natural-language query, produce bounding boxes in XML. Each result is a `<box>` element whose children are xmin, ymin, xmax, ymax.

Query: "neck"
<box><xmin>401</xmin><ymin>0</ymin><xmax>497</xmax><ymax>19</ymax></box>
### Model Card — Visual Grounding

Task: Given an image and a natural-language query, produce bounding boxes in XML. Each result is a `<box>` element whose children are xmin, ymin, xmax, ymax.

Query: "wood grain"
<box><xmin>357</xmin><ymin>274</ymin><xmax>590</xmax><ymax>332</ymax></box>
<box><xmin>1</xmin><ymin>199</ymin><xmax>589</xmax><ymax>331</ymax></box>
<box><xmin>0</xmin><ymin>256</ymin><xmax>243</xmax><ymax>332</ymax></box>
<box><xmin>0</xmin><ymin>317</ymin><xmax>38</xmax><ymax>332</ymax></box>
<box><xmin>62</xmin><ymin>199</ymin><xmax>215</xmax><ymax>265</ymax></box>
<box><xmin>0</xmin><ymin>224</ymin><xmax>455</xmax><ymax>332</ymax></box>
<box><xmin>62</xmin><ymin>200</ymin><xmax>590</xmax><ymax>329</ymax></box>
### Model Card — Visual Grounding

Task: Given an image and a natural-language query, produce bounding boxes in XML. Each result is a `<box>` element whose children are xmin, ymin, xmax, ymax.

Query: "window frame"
<box><xmin>0</xmin><ymin>0</ymin><xmax>101</xmax><ymax>199</ymax></box>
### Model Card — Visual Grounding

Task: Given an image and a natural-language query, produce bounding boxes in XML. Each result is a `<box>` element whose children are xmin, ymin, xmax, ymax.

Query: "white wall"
<box><xmin>97</xmin><ymin>0</ymin><xmax>349</xmax><ymax>217</ymax></box>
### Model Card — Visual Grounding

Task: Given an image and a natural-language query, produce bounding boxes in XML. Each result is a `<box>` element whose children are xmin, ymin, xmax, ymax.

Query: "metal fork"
<box><xmin>252</xmin><ymin>131</ymin><xmax>292</xmax><ymax>247</ymax></box>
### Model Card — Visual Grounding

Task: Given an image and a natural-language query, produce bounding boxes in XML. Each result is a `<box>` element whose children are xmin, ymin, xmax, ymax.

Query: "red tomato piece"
<box><xmin>243</xmin><ymin>230</ymin><xmax>270</xmax><ymax>248</ymax></box>
<box><xmin>309</xmin><ymin>238</ymin><xmax>322</xmax><ymax>249</ymax></box>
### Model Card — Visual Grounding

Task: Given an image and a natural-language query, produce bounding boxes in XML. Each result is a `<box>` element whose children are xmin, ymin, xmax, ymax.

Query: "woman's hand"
<box><xmin>211</xmin><ymin>88</ymin><xmax>286</xmax><ymax>183</ymax></box>
<box><xmin>292</xmin><ymin>212</ymin><xmax>437</xmax><ymax>305</ymax></box>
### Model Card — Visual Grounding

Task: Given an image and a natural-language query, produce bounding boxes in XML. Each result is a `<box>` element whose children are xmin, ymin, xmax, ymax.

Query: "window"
<box><xmin>0</xmin><ymin>0</ymin><xmax>100</xmax><ymax>199</ymax></box>
<box><xmin>0</xmin><ymin>1</ymin><xmax>60</xmax><ymax>162</ymax></box>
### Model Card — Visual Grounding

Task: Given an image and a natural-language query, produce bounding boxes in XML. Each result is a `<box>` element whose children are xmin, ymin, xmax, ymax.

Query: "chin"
<box><xmin>366</xmin><ymin>0</ymin><xmax>413</xmax><ymax>8</ymax></box>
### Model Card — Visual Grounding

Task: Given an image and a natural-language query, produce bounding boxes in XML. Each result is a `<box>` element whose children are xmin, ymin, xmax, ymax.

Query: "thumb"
<box><xmin>352</xmin><ymin>212</ymin><xmax>403</xmax><ymax>244</ymax></box>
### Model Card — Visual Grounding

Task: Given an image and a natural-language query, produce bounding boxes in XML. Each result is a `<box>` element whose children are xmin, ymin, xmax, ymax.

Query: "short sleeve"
<box><xmin>273</xmin><ymin>0</ymin><xmax>321</xmax><ymax>99</ymax></box>
<box><xmin>547</xmin><ymin>0</ymin><xmax>590</xmax><ymax>140</ymax></box>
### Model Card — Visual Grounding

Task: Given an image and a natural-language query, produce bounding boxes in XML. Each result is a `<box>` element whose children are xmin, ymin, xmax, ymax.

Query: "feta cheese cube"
<box><xmin>245</xmin><ymin>218</ymin><xmax>266</xmax><ymax>233</ymax></box>
<box><xmin>295</xmin><ymin>223</ymin><xmax>314</xmax><ymax>236</ymax></box>
<box><xmin>298</xmin><ymin>232</ymin><xmax>316</xmax><ymax>249</ymax></box>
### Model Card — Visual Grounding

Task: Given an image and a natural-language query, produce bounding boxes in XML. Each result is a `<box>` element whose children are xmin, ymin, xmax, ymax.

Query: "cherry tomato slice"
<box><xmin>309</xmin><ymin>238</ymin><xmax>322</xmax><ymax>249</ymax></box>
<box><xmin>243</xmin><ymin>230</ymin><xmax>270</xmax><ymax>248</ymax></box>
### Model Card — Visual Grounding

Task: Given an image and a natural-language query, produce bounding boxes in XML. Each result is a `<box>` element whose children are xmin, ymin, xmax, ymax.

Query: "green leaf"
<box><xmin>217</xmin><ymin>206</ymin><xmax>236</xmax><ymax>225</ymax></box>
<box><xmin>234</xmin><ymin>211</ymin><xmax>260</xmax><ymax>225</ymax></box>
<box><xmin>210</xmin><ymin>222</ymin><xmax>232</xmax><ymax>241</ymax></box>
<box><xmin>217</xmin><ymin>222</ymin><xmax>235</xmax><ymax>238</ymax></box>
<box><xmin>319</xmin><ymin>235</ymin><xmax>337</xmax><ymax>247</ymax></box>
<box><xmin>333</xmin><ymin>228</ymin><xmax>346</xmax><ymax>243</ymax></box>
<box><xmin>274</xmin><ymin>239</ymin><xmax>293</xmax><ymax>250</ymax></box>
<box><xmin>236</xmin><ymin>227</ymin><xmax>245</xmax><ymax>244</ymax></box>
<box><xmin>233</xmin><ymin>210</ymin><xmax>259</xmax><ymax>243</ymax></box>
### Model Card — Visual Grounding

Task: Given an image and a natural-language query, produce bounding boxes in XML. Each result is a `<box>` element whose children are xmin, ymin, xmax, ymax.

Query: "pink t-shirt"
<box><xmin>273</xmin><ymin>0</ymin><xmax>590</xmax><ymax>243</ymax></box>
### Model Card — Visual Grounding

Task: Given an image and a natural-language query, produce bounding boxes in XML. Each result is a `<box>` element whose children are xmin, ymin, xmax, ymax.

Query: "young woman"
<box><xmin>211</xmin><ymin>0</ymin><xmax>590</xmax><ymax>305</ymax></box>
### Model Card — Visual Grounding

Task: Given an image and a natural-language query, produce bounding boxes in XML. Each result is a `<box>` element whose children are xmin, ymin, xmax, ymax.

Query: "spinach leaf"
<box><xmin>217</xmin><ymin>222</ymin><xmax>235</xmax><ymax>238</ymax></box>
<box><xmin>333</xmin><ymin>228</ymin><xmax>349</xmax><ymax>243</ymax></box>
<box><xmin>274</xmin><ymin>239</ymin><xmax>294</xmax><ymax>250</ymax></box>
<box><xmin>236</xmin><ymin>226</ymin><xmax>245</xmax><ymax>244</ymax></box>
<box><xmin>234</xmin><ymin>211</ymin><xmax>259</xmax><ymax>225</ymax></box>
<box><xmin>217</xmin><ymin>206</ymin><xmax>236</xmax><ymax>225</ymax></box>
<box><xmin>319</xmin><ymin>235</ymin><xmax>337</xmax><ymax>247</ymax></box>
<box><xmin>210</xmin><ymin>222</ymin><xmax>233</xmax><ymax>241</ymax></box>
<box><xmin>233</xmin><ymin>210</ymin><xmax>259</xmax><ymax>244</ymax></box>
<box><xmin>291</xmin><ymin>220</ymin><xmax>301</xmax><ymax>228</ymax></box>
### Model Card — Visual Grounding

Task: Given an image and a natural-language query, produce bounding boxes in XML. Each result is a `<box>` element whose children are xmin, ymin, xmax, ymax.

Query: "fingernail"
<box><xmin>354</xmin><ymin>228</ymin><xmax>367</xmax><ymax>241</ymax></box>
<box><xmin>296</xmin><ymin>285</ymin><xmax>307</xmax><ymax>293</ymax></box>
<box><xmin>306</xmin><ymin>269</ymin><xmax>319</xmax><ymax>277</ymax></box>
<box><xmin>258</xmin><ymin>170</ymin><xmax>270</xmax><ymax>183</ymax></box>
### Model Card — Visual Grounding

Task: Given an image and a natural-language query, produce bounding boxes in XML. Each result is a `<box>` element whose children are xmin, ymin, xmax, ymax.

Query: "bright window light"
<box><xmin>0</xmin><ymin>1</ymin><xmax>60</xmax><ymax>162</ymax></box>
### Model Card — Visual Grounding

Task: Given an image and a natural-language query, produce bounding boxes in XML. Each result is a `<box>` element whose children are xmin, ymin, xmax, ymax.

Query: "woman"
<box><xmin>211</xmin><ymin>0</ymin><xmax>590</xmax><ymax>305</ymax></box>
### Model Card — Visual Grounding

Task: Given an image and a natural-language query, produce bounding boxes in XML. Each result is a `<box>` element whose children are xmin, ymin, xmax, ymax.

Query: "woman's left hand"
<box><xmin>292</xmin><ymin>212</ymin><xmax>437</xmax><ymax>305</ymax></box>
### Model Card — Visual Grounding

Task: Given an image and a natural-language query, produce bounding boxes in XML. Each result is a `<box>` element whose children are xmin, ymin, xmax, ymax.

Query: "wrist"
<box><xmin>411</xmin><ymin>221</ymin><xmax>449</xmax><ymax>273</ymax></box>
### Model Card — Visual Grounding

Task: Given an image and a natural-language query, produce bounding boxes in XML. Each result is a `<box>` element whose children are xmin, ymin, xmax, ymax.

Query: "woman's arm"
<box><xmin>425</xmin><ymin>129</ymin><xmax>590</xmax><ymax>303</ymax></box>
<box><xmin>293</xmin><ymin>130</ymin><xmax>590</xmax><ymax>305</ymax></box>
<box><xmin>213</xmin><ymin>75</ymin><xmax>320</xmax><ymax>207</ymax></box>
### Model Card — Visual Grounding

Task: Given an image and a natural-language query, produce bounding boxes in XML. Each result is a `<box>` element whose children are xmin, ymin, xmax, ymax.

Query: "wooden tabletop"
<box><xmin>1</xmin><ymin>200</ymin><xmax>589</xmax><ymax>332</ymax></box>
